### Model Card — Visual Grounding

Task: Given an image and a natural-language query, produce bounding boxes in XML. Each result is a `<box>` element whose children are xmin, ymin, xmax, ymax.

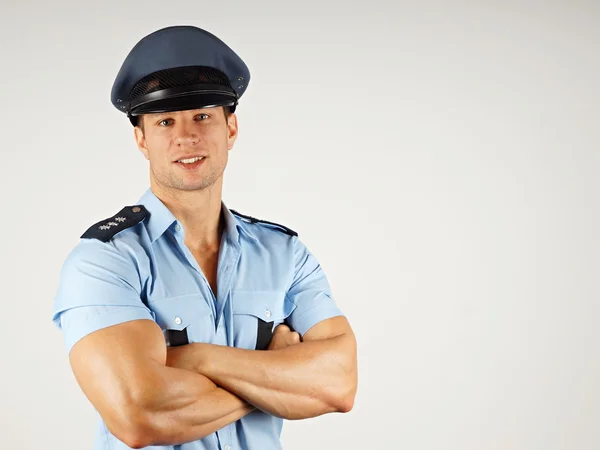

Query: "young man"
<box><xmin>52</xmin><ymin>25</ymin><xmax>357</xmax><ymax>450</ymax></box>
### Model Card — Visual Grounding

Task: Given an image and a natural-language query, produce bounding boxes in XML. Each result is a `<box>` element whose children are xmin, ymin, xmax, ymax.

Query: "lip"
<box><xmin>172</xmin><ymin>154</ymin><xmax>207</xmax><ymax>163</ymax></box>
<box><xmin>174</xmin><ymin>157</ymin><xmax>207</xmax><ymax>170</ymax></box>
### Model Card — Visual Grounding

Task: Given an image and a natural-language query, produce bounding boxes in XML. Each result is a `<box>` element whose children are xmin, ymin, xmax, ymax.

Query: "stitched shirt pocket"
<box><xmin>231</xmin><ymin>291</ymin><xmax>296</xmax><ymax>350</ymax></box>
<box><xmin>149</xmin><ymin>294</ymin><xmax>214</xmax><ymax>345</ymax></box>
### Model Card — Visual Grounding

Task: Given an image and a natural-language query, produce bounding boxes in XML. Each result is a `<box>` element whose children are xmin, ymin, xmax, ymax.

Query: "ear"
<box><xmin>226</xmin><ymin>112</ymin><xmax>238</xmax><ymax>151</ymax></box>
<box><xmin>134</xmin><ymin>124</ymin><xmax>149</xmax><ymax>160</ymax></box>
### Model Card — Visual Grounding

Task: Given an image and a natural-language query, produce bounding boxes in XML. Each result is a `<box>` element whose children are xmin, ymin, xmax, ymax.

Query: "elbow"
<box><xmin>120</xmin><ymin>417</ymin><xmax>157</xmax><ymax>449</ymax></box>
<box><xmin>112</xmin><ymin>409</ymin><xmax>212</xmax><ymax>448</ymax></box>
<box><xmin>314</xmin><ymin>388</ymin><xmax>354</xmax><ymax>416</ymax></box>
<box><xmin>117</xmin><ymin>416</ymin><xmax>158</xmax><ymax>449</ymax></box>
<box><xmin>336</xmin><ymin>392</ymin><xmax>355</xmax><ymax>413</ymax></box>
<box><xmin>120</xmin><ymin>432</ymin><xmax>152</xmax><ymax>450</ymax></box>
<box><xmin>331</xmin><ymin>388</ymin><xmax>356</xmax><ymax>414</ymax></box>
<box><xmin>331</xmin><ymin>333</ymin><xmax>358</xmax><ymax>414</ymax></box>
<box><xmin>330</xmin><ymin>372</ymin><xmax>357</xmax><ymax>414</ymax></box>
<box><xmin>104</xmin><ymin>403</ymin><xmax>158</xmax><ymax>449</ymax></box>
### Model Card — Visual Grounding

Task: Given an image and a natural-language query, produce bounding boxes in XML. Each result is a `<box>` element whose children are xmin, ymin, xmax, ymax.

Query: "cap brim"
<box><xmin>129</xmin><ymin>92</ymin><xmax>237</xmax><ymax>116</ymax></box>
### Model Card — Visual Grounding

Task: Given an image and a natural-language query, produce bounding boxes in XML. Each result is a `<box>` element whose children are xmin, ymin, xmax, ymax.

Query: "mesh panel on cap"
<box><xmin>128</xmin><ymin>66</ymin><xmax>233</xmax><ymax>101</ymax></box>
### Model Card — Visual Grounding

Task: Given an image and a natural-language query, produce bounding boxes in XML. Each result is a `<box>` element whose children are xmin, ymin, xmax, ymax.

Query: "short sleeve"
<box><xmin>285</xmin><ymin>237</ymin><xmax>343</xmax><ymax>336</ymax></box>
<box><xmin>52</xmin><ymin>239</ymin><xmax>154</xmax><ymax>354</ymax></box>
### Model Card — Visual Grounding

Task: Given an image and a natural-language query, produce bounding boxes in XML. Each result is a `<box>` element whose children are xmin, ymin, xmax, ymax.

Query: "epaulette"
<box><xmin>230</xmin><ymin>209</ymin><xmax>298</xmax><ymax>237</ymax></box>
<box><xmin>81</xmin><ymin>205</ymin><xmax>149</xmax><ymax>242</ymax></box>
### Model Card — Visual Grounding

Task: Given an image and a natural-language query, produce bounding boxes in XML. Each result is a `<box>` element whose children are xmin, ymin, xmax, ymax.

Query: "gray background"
<box><xmin>1</xmin><ymin>1</ymin><xmax>599</xmax><ymax>449</ymax></box>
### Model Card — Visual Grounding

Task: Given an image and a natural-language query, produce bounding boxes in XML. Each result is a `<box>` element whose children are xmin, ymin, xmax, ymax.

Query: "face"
<box><xmin>134</xmin><ymin>106</ymin><xmax>238</xmax><ymax>194</ymax></box>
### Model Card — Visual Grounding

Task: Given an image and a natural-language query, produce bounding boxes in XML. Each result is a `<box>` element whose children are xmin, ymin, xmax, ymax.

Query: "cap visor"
<box><xmin>130</xmin><ymin>92</ymin><xmax>236</xmax><ymax>116</ymax></box>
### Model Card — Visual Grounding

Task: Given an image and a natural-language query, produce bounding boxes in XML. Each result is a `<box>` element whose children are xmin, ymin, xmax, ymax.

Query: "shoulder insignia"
<box><xmin>230</xmin><ymin>209</ymin><xmax>298</xmax><ymax>237</ymax></box>
<box><xmin>81</xmin><ymin>205</ymin><xmax>149</xmax><ymax>242</ymax></box>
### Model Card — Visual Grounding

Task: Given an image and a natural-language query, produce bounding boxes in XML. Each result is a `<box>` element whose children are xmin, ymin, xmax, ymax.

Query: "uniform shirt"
<box><xmin>52</xmin><ymin>188</ymin><xmax>343</xmax><ymax>450</ymax></box>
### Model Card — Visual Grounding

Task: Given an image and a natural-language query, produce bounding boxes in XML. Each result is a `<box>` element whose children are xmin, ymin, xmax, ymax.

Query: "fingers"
<box><xmin>290</xmin><ymin>332</ymin><xmax>301</xmax><ymax>344</ymax></box>
<box><xmin>269</xmin><ymin>323</ymin><xmax>302</xmax><ymax>350</ymax></box>
<box><xmin>273</xmin><ymin>324</ymin><xmax>291</xmax><ymax>334</ymax></box>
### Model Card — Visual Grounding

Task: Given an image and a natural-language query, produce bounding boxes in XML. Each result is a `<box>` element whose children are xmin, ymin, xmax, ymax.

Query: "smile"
<box><xmin>177</xmin><ymin>156</ymin><xmax>205</xmax><ymax>164</ymax></box>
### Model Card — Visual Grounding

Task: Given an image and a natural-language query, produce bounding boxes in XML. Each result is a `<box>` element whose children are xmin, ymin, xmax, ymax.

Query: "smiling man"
<box><xmin>52</xmin><ymin>25</ymin><xmax>357</xmax><ymax>450</ymax></box>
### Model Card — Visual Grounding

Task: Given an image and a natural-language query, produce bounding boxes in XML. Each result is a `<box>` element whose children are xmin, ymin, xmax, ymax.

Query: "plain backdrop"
<box><xmin>1</xmin><ymin>1</ymin><xmax>599</xmax><ymax>449</ymax></box>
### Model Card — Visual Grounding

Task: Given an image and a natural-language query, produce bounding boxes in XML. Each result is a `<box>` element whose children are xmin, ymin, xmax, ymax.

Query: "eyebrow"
<box><xmin>150</xmin><ymin>110</ymin><xmax>211</xmax><ymax>120</ymax></box>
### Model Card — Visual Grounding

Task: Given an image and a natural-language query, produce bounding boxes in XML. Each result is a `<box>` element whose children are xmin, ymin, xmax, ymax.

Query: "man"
<box><xmin>52</xmin><ymin>25</ymin><xmax>357</xmax><ymax>450</ymax></box>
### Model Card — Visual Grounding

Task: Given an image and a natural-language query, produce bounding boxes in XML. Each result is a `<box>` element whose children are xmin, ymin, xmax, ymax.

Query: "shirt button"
<box><xmin>265</xmin><ymin>310</ymin><xmax>271</xmax><ymax>318</ymax></box>
<box><xmin>224</xmin><ymin>445</ymin><xmax>231</xmax><ymax>450</ymax></box>
<box><xmin>174</xmin><ymin>317</ymin><xmax>182</xmax><ymax>325</ymax></box>
<box><xmin>175</xmin><ymin>224</ymin><xmax>181</xmax><ymax>232</ymax></box>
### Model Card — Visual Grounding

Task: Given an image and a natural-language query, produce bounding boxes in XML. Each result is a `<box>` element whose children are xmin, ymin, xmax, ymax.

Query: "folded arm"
<box><xmin>168</xmin><ymin>316</ymin><xmax>358</xmax><ymax>420</ymax></box>
<box><xmin>69</xmin><ymin>318</ymin><xmax>253</xmax><ymax>449</ymax></box>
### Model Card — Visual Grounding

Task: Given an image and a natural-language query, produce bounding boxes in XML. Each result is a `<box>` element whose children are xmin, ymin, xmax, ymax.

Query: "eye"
<box><xmin>158</xmin><ymin>118</ymin><xmax>173</xmax><ymax>127</ymax></box>
<box><xmin>195</xmin><ymin>113</ymin><xmax>210</xmax><ymax>121</ymax></box>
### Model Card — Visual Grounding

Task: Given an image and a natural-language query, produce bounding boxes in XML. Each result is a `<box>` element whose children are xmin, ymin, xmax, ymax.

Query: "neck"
<box><xmin>151</xmin><ymin>180</ymin><xmax>224</xmax><ymax>251</ymax></box>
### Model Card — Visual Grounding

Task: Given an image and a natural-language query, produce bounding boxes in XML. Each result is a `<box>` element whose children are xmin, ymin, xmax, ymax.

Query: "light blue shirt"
<box><xmin>52</xmin><ymin>188</ymin><xmax>343</xmax><ymax>450</ymax></box>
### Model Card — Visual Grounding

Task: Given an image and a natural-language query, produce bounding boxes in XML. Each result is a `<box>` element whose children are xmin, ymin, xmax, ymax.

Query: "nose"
<box><xmin>174</xmin><ymin>120</ymin><xmax>200</xmax><ymax>146</ymax></box>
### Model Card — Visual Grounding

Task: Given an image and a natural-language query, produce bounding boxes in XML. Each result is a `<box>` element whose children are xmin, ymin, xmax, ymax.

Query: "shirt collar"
<box><xmin>222</xmin><ymin>202</ymin><xmax>259</xmax><ymax>243</ymax></box>
<box><xmin>137</xmin><ymin>188</ymin><xmax>178</xmax><ymax>243</ymax></box>
<box><xmin>137</xmin><ymin>188</ymin><xmax>257</xmax><ymax>244</ymax></box>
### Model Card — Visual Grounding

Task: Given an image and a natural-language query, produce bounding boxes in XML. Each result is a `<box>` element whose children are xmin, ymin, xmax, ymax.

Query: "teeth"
<box><xmin>178</xmin><ymin>157</ymin><xmax>204</xmax><ymax>164</ymax></box>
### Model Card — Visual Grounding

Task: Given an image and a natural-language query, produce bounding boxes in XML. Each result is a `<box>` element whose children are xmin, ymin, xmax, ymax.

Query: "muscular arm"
<box><xmin>69</xmin><ymin>319</ymin><xmax>253</xmax><ymax>449</ymax></box>
<box><xmin>168</xmin><ymin>316</ymin><xmax>358</xmax><ymax>420</ymax></box>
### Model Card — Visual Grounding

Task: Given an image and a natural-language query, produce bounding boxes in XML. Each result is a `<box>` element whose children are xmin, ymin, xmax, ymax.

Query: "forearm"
<box><xmin>119</xmin><ymin>362</ymin><xmax>252</xmax><ymax>447</ymax></box>
<box><xmin>192</xmin><ymin>334</ymin><xmax>356</xmax><ymax>420</ymax></box>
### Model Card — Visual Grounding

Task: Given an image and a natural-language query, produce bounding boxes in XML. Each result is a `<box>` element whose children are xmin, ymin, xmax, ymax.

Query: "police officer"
<box><xmin>52</xmin><ymin>25</ymin><xmax>357</xmax><ymax>450</ymax></box>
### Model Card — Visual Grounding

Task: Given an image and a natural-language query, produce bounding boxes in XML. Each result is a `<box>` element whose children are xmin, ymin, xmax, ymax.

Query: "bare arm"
<box><xmin>69</xmin><ymin>319</ymin><xmax>253</xmax><ymax>449</ymax></box>
<box><xmin>167</xmin><ymin>316</ymin><xmax>358</xmax><ymax>420</ymax></box>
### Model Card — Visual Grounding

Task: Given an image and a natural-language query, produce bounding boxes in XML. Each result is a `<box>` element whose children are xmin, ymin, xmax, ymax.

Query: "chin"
<box><xmin>159</xmin><ymin>171</ymin><xmax>220</xmax><ymax>192</ymax></box>
<box><xmin>177</xmin><ymin>178</ymin><xmax>216</xmax><ymax>191</ymax></box>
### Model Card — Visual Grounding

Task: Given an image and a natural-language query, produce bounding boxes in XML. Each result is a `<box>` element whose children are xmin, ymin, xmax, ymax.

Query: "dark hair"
<box><xmin>136</xmin><ymin>105</ymin><xmax>232</xmax><ymax>133</ymax></box>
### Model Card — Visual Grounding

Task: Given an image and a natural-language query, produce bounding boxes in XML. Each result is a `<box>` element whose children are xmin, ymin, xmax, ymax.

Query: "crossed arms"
<box><xmin>68</xmin><ymin>314</ymin><xmax>357</xmax><ymax>449</ymax></box>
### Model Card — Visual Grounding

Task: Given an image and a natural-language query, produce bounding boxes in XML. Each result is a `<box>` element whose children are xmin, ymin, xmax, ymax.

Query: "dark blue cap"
<box><xmin>110</xmin><ymin>25</ymin><xmax>250</xmax><ymax>125</ymax></box>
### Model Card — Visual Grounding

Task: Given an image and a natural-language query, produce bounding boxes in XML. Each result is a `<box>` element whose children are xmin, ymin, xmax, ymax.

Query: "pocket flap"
<box><xmin>149</xmin><ymin>294</ymin><xmax>213</xmax><ymax>331</ymax></box>
<box><xmin>231</xmin><ymin>291</ymin><xmax>296</xmax><ymax>322</ymax></box>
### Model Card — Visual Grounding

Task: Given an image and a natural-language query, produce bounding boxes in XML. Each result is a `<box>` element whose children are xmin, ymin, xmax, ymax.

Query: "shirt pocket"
<box><xmin>148</xmin><ymin>294</ymin><xmax>214</xmax><ymax>346</ymax></box>
<box><xmin>231</xmin><ymin>291</ymin><xmax>296</xmax><ymax>350</ymax></box>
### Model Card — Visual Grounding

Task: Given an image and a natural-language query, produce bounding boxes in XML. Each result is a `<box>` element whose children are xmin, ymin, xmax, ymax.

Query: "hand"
<box><xmin>267</xmin><ymin>324</ymin><xmax>301</xmax><ymax>351</ymax></box>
